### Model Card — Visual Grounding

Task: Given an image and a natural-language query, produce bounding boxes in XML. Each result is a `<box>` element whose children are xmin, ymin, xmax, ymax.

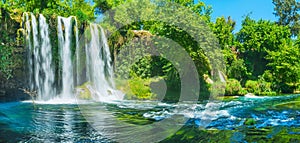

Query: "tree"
<box><xmin>94</xmin><ymin>0</ymin><xmax>125</xmax><ymax>13</ymax></box>
<box><xmin>97</xmin><ymin>0</ymin><xmax>222</xmax><ymax>100</ymax></box>
<box><xmin>237</xmin><ymin>16</ymin><xmax>291</xmax><ymax>78</ymax></box>
<box><xmin>98</xmin><ymin>0</ymin><xmax>218</xmax><ymax>80</ymax></box>
<box><xmin>1</xmin><ymin>0</ymin><xmax>95</xmax><ymax>21</ymax></box>
<box><xmin>273</xmin><ymin>0</ymin><xmax>300</xmax><ymax>36</ymax></box>
<box><xmin>266</xmin><ymin>40</ymin><xmax>300</xmax><ymax>93</ymax></box>
<box><xmin>211</xmin><ymin>16</ymin><xmax>250</xmax><ymax>82</ymax></box>
<box><xmin>212</xmin><ymin>16</ymin><xmax>235</xmax><ymax>50</ymax></box>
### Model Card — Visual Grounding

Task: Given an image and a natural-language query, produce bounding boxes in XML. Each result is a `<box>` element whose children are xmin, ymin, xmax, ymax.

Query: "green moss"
<box><xmin>161</xmin><ymin>126</ymin><xmax>234</xmax><ymax>143</ymax></box>
<box><xmin>115</xmin><ymin>77</ymin><xmax>162</xmax><ymax>100</ymax></box>
<box><xmin>76</xmin><ymin>82</ymin><xmax>92</xmax><ymax>100</ymax></box>
<box><xmin>115</xmin><ymin>112</ymin><xmax>154</xmax><ymax>125</ymax></box>
<box><xmin>108</xmin><ymin>106</ymin><xmax>155</xmax><ymax>125</ymax></box>
<box><xmin>162</xmin><ymin>126</ymin><xmax>300</xmax><ymax>143</ymax></box>
<box><xmin>127</xmin><ymin>77</ymin><xmax>156</xmax><ymax>100</ymax></box>
<box><xmin>215</xmin><ymin>96</ymin><xmax>239</xmax><ymax>101</ymax></box>
<box><xmin>274</xmin><ymin>101</ymin><xmax>300</xmax><ymax>109</ymax></box>
<box><xmin>244</xmin><ymin>118</ymin><xmax>256</xmax><ymax>125</ymax></box>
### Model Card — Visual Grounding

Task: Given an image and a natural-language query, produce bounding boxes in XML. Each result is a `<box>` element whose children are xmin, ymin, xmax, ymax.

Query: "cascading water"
<box><xmin>24</xmin><ymin>13</ymin><xmax>56</xmax><ymax>101</ymax></box>
<box><xmin>100</xmin><ymin>26</ymin><xmax>115</xmax><ymax>88</ymax></box>
<box><xmin>23</xmin><ymin>13</ymin><xmax>33</xmax><ymax>90</ymax></box>
<box><xmin>84</xmin><ymin>24</ymin><xmax>123</xmax><ymax>101</ymax></box>
<box><xmin>218</xmin><ymin>71</ymin><xmax>226</xmax><ymax>82</ymax></box>
<box><xmin>57</xmin><ymin>16</ymin><xmax>75</xmax><ymax>99</ymax></box>
<box><xmin>31</xmin><ymin>13</ymin><xmax>40</xmax><ymax>96</ymax></box>
<box><xmin>24</xmin><ymin>14</ymin><xmax>122</xmax><ymax>102</ymax></box>
<box><xmin>75</xmin><ymin>19</ymin><xmax>80</xmax><ymax>86</ymax></box>
<box><xmin>38</xmin><ymin>14</ymin><xmax>56</xmax><ymax>100</ymax></box>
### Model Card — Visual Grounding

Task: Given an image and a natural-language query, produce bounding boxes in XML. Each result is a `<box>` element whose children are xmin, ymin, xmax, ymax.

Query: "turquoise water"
<box><xmin>0</xmin><ymin>95</ymin><xmax>299</xmax><ymax>142</ymax></box>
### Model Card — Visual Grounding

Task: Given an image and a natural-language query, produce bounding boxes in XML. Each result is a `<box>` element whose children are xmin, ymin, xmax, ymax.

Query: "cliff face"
<box><xmin>0</xmin><ymin>9</ymin><xmax>30</xmax><ymax>102</ymax></box>
<box><xmin>0</xmin><ymin>64</ymin><xmax>30</xmax><ymax>102</ymax></box>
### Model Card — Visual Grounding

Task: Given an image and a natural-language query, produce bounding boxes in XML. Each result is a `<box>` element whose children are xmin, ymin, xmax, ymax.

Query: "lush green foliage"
<box><xmin>237</xmin><ymin>16</ymin><xmax>291</xmax><ymax>78</ymax></box>
<box><xmin>0</xmin><ymin>7</ymin><xmax>24</xmax><ymax>79</ymax></box>
<box><xmin>212</xmin><ymin>16</ymin><xmax>235</xmax><ymax>50</ymax></box>
<box><xmin>1</xmin><ymin>0</ymin><xmax>300</xmax><ymax>99</ymax></box>
<box><xmin>128</xmin><ymin>77</ymin><xmax>155</xmax><ymax>100</ymax></box>
<box><xmin>1</xmin><ymin>0</ymin><xmax>95</xmax><ymax>21</ymax></box>
<box><xmin>272</xmin><ymin>0</ymin><xmax>300</xmax><ymax>36</ymax></box>
<box><xmin>245</xmin><ymin>80</ymin><xmax>260</xmax><ymax>94</ymax></box>
<box><xmin>245</xmin><ymin>79</ymin><xmax>275</xmax><ymax>96</ymax></box>
<box><xmin>225</xmin><ymin>79</ymin><xmax>243</xmax><ymax>96</ymax></box>
<box><xmin>0</xmin><ymin>0</ymin><xmax>94</xmax><ymax>79</ymax></box>
<box><xmin>267</xmin><ymin>40</ymin><xmax>300</xmax><ymax>93</ymax></box>
<box><xmin>98</xmin><ymin>0</ymin><xmax>220</xmax><ymax>100</ymax></box>
<box><xmin>115</xmin><ymin>76</ymin><xmax>157</xmax><ymax>100</ymax></box>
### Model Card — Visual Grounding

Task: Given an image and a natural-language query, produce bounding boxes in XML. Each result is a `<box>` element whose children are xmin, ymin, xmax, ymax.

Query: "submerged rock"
<box><xmin>244</xmin><ymin>118</ymin><xmax>256</xmax><ymax>125</ymax></box>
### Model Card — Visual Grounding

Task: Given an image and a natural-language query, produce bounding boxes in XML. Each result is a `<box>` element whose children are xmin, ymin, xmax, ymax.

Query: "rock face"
<box><xmin>0</xmin><ymin>88</ymin><xmax>30</xmax><ymax>102</ymax></box>
<box><xmin>0</xmin><ymin>8</ymin><xmax>30</xmax><ymax>102</ymax></box>
<box><xmin>0</xmin><ymin>64</ymin><xmax>30</xmax><ymax>102</ymax></box>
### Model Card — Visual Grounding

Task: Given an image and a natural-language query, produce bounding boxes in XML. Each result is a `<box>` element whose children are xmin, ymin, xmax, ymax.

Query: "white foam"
<box><xmin>245</xmin><ymin>93</ymin><xmax>265</xmax><ymax>98</ymax></box>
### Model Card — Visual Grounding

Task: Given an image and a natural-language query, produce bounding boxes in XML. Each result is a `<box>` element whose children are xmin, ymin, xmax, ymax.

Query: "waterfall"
<box><xmin>85</xmin><ymin>24</ymin><xmax>119</xmax><ymax>101</ymax></box>
<box><xmin>24</xmin><ymin>14</ymin><xmax>123</xmax><ymax>102</ymax></box>
<box><xmin>75</xmin><ymin>19</ymin><xmax>80</xmax><ymax>86</ymax></box>
<box><xmin>38</xmin><ymin>14</ymin><xmax>56</xmax><ymax>100</ymax></box>
<box><xmin>100</xmin><ymin>26</ymin><xmax>115</xmax><ymax>88</ymax></box>
<box><xmin>23</xmin><ymin>13</ymin><xmax>33</xmax><ymax>90</ymax></box>
<box><xmin>31</xmin><ymin>13</ymin><xmax>40</xmax><ymax>97</ymax></box>
<box><xmin>218</xmin><ymin>71</ymin><xmax>226</xmax><ymax>82</ymax></box>
<box><xmin>24</xmin><ymin>13</ymin><xmax>56</xmax><ymax>101</ymax></box>
<box><xmin>57</xmin><ymin>16</ymin><xmax>75</xmax><ymax>99</ymax></box>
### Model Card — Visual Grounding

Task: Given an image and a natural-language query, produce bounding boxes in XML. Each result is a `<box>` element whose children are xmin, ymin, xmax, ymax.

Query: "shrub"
<box><xmin>245</xmin><ymin>80</ymin><xmax>260</xmax><ymax>94</ymax></box>
<box><xmin>245</xmin><ymin>80</ymin><xmax>275</xmax><ymax>95</ymax></box>
<box><xmin>225</xmin><ymin>79</ymin><xmax>242</xmax><ymax>96</ymax></box>
<box><xmin>128</xmin><ymin>77</ymin><xmax>153</xmax><ymax>100</ymax></box>
<box><xmin>239</xmin><ymin>88</ymin><xmax>248</xmax><ymax>95</ymax></box>
<box><xmin>116</xmin><ymin>77</ymin><xmax>159</xmax><ymax>100</ymax></box>
<box><xmin>258</xmin><ymin>79</ymin><xmax>275</xmax><ymax>95</ymax></box>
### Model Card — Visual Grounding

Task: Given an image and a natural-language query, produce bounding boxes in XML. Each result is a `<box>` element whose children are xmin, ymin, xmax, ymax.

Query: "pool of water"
<box><xmin>0</xmin><ymin>95</ymin><xmax>299</xmax><ymax>142</ymax></box>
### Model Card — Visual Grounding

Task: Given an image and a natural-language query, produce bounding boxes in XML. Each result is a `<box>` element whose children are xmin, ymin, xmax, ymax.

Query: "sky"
<box><xmin>198</xmin><ymin>0</ymin><xmax>277</xmax><ymax>32</ymax></box>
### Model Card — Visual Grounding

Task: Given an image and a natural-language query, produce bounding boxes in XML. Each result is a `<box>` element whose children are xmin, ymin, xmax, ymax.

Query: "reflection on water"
<box><xmin>0</xmin><ymin>95</ymin><xmax>299</xmax><ymax>142</ymax></box>
<box><xmin>0</xmin><ymin>103</ymin><xmax>110</xmax><ymax>142</ymax></box>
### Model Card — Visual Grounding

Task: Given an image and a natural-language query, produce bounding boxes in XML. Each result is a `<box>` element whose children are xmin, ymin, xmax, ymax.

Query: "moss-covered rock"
<box><xmin>76</xmin><ymin>82</ymin><xmax>92</xmax><ymax>100</ymax></box>
<box><xmin>244</xmin><ymin>118</ymin><xmax>256</xmax><ymax>125</ymax></box>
